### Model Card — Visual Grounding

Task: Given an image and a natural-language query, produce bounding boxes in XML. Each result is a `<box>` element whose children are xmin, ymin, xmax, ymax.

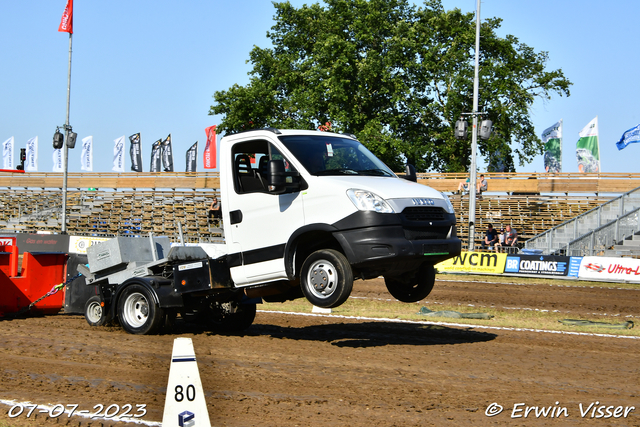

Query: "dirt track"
<box><xmin>1</xmin><ymin>277</ymin><xmax>640</xmax><ymax>426</ymax></box>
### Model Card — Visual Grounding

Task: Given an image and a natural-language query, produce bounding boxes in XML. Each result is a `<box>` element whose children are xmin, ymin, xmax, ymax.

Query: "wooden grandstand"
<box><xmin>1</xmin><ymin>171</ymin><xmax>639</xmax><ymax>248</ymax></box>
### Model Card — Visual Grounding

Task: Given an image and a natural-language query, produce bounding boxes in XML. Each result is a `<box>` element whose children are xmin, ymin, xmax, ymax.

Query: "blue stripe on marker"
<box><xmin>172</xmin><ymin>356</ymin><xmax>197</xmax><ymax>362</ymax></box>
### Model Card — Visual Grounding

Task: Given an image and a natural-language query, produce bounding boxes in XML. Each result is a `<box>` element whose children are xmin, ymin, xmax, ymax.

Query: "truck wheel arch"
<box><xmin>284</xmin><ymin>224</ymin><xmax>347</xmax><ymax>280</ymax></box>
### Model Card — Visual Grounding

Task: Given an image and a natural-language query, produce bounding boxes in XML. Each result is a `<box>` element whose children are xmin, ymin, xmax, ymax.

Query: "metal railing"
<box><xmin>565</xmin><ymin>207</ymin><xmax>640</xmax><ymax>256</ymax></box>
<box><xmin>525</xmin><ymin>187</ymin><xmax>640</xmax><ymax>255</ymax></box>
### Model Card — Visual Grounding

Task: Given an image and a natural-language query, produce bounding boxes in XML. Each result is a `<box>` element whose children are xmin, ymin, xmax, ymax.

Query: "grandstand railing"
<box><xmin>565</xmin><ymin>207</ymin><xmax>640</xmax><ymax>256</ymax></box>
<box><xmin>2</xmin><ymin>171</ymin><xmax>640</xmax><ymax>194</ymax></box>
<box><xmin>525</xmin><ymin>187</ymin><xmax>640</xmax><ymax>255</ymax></box>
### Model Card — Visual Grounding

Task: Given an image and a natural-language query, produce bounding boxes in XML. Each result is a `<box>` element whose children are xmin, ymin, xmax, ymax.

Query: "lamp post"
<box><xmin>467</xmin><ymin>0</ymin><xmax>482</xmax><ymax>251</ymax></box>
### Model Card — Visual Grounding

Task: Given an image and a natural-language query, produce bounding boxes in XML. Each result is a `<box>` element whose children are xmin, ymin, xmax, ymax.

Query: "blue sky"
<box><xmin>1</xmin><ymin>0</ymin><xmax>639</xmax><ymax>174</ymax></box>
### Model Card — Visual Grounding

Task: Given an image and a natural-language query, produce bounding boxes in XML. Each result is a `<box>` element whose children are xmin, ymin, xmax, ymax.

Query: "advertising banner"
<box><xmin>576</xmin><ymin>116</ymin><xmax>600</xmax><ymax>173</ymax></box>
<box><xmin>129</xmin><ymin>133</ymin><xmax>142</xmax><ymax>172</ymax></box>
<box><xmin>80</xmin><ymin>136</ymin><xmax>93</xmax><ymax>171</ymax></box>
<box><xmin>25</xmin><ymin>136</ymin><xmax>38</xmax><ymax>171</ymax></box>
<box><xmin>3</xmin><ymin>136</ymin><xmax>14</xmax><ymax>169</ymax></box>
<box><xmin>161</xmin><ymin>134</ymin><xmax>174</xmax><ymax>172</ymax></box>
<box><xmin>578</xmin><ymin>256</ymin><xmax>640</xmax><ymax>283</ymax></box>
<box><xmin>69</xmin><ymin>236</ymin><xmax>110</xmax><ymax>254</ymax></box>
<box><xmin>150</xmin><ymin>138</ymin><xmax>162</xmax><ymax>172</ymax></box>
<box><xmin>112</xmin><ymin>135</ymin><xmax>125</xmax><ymax>172</ymax></box>
<box><xmin>186</xmin><ymin>141</ymin><xmax>198</xmax><ymax>172</ymax></box>
<box><xmin>435</xmin><ymin>252</ymin><xmax>507</xmax><ymax>274</ymax></box>
<box><xmin>542</xmin><ymin>120</ymin><xmax>562</xmax><ymax>173</ymax></box>
<box><xmin>204</xmin><ymin>125</ymin><xmax>217</xmax><ymax>169</ymax></box>
<box><xmin>15</xmin><ymin>233</ymin><xmax>70</xmax><ymax>254</ymax></box>
<box><xmin>504</xmin><ymin>254</ymin><xmax>570</xmax><ymax>276</ymax></box>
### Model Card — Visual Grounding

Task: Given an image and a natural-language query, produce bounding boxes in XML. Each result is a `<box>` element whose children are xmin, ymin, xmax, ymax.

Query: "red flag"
<box><xmin>204</xmin><ymin>125</ymin><xmax>217</xmax><ymax>169</ymax></box>
<box><xmin>58</xmin><ymin>0</ymin><xmax>73</xmax><ymax>34</ymax></box>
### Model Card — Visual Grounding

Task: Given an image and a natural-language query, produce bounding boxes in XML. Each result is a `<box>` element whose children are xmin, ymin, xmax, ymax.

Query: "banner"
<box><xmin>2</xmin><ymin>136</ymin><xmax>13</xmax><ymax>169</ymax></box>
<box><xmin>58</xmin><ymin>0</ymin><xmax>73</xmax><ymax>34</ymax></box>
<box><xmin>616</xmin><ymin>123</ymin><xmax>640</xmax><ymax>151</ymax></box>
<box><xmin>161</xmin><ymin>134</ymin><xmax>174</xmax><ymax>172</ymax></box>
<box><xmin>186</xmin><ymin>141</ymin><xmax>198</xmax><ymax>172</ymax></box>
<box><xmin>435</xmin><ymin>252</ymin><xmax>507</xmax><ymax>274</ymax></box>
<box><xmin>112</xmin><ymin>135</ymin><xmax>125</xmax><ymax>172</ymax></box>
<box><xmin>576</xmin><ymin>116</ymin><xmax>600</xmax><ymax>173</ymax></box>
<box><xmin>542</xmin><ymin>120</ymin><xmax>562</xmax><ymax>173</ymax></box>
<box><xmin>25</xmin><ymin>136</ymin><xmax>38</xmax><ymax>171</ymax></box>
<box><xmin>150</xmin><ymin>138</ymin><xmax>162</xmax><ymax>172</ymax></box>
<box><xmin>53</xmin><ymin>149</ymin><xmax>63</xmax><ymax>172</ymax></box>
<box><xmin>578</xmin><ymin>256</ymin><xmax>640</xmax><ymax>283</ymax></box>
<box><xmin>129</xmin><ymin>133</ymin><xmax>143</xmax><ymax>172</ymax></box>
<box><xmin>204</xmin><ymin>125</ymin><xmax>217</xmax><ymax>169</ymax></box>
<box><xmin>504</xmin><ymin>254</ymin><xmax>569</xmax><ymax>276</ymax></box>
<box><xmin>79</xmin><ymin>136</ymin><xmax>92</xmax><ymax>171</ymax></box>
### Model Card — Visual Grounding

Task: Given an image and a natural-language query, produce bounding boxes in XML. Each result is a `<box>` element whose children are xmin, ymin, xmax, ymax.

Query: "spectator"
<box><xmin>481</xmin><ymin>223</ymin><xmax>499</xmax><ymax>250</ymax></box>
<box><xmin>477</xmin><ymin>174</ymin><xmax>488</xmax><ymax>193</ymax></box>
<box><xmin>457</xmin><ymin>177</ymin><xmax>470</xmax><ymax>194</ymax></box>
<box><xmin>208</xmin><ymin>197</ymin><xmax>222</xmax><ymax>220</ymax></box>
<box><xmin>496</xmin><ymin>225</ymin><xmax>518</xmax><ymax>253</ymax></box>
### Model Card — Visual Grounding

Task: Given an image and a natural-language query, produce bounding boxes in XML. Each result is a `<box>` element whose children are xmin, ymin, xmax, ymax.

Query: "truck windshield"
<box><xmin>278</xmin><ymin>135</ymin><xmax>396</xmax><ymax>177</ymax></box>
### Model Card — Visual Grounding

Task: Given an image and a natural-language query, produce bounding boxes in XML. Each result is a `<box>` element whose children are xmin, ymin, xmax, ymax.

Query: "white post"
<box><xmin>61</xmin><ymin>32</ymin><xmax>73</xmax><ymax>234</ymax></box>
<box><xmin>468</xmin><ymin>0</ymin><xmax>481</xmax><ymax>251</ymax></box>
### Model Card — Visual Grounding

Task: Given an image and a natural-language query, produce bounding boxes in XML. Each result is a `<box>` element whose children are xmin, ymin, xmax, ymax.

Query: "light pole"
<box><xmin>468</xmin><ymin>0</ymin><xmax>482</xmax><ymax>251</ymax></box>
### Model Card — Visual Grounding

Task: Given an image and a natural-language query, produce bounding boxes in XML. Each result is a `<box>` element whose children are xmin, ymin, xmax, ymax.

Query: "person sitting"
<box><xmin>477</xmin><ymin>174</ymin><xmax>488</xmax><ymax>193</ymax></box>
<box><xmin>208</xmin><ymin>197</ymin><xmax>222</xmax><ymax>220</ymax></box>
<box><xmin>496</xmin><ymin>225</ymin><xmax>518</xmax><ymax>253</ymax></box>
<box><xmin>480</xmin><ymin>223</ymin><xmax>499</xmax><ymax>250</ymax></box>
<box><xmin>457</xmin><ymin>178</ymin><xmax>470</xmax><ymax>194</ymax></box>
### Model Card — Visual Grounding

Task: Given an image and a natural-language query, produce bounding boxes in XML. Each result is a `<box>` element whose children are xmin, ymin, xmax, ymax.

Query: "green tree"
<box><xmin>210</xmin><ymin>0</ymin><xmax>571</xmax><ymax>172</ymax></box>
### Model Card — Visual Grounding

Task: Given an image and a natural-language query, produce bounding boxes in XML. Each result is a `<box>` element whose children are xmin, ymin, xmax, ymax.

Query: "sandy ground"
<box><xmin>1</xmin><ymin>276</ymin><xmax>640</xmax><ymax>426</ymax></box>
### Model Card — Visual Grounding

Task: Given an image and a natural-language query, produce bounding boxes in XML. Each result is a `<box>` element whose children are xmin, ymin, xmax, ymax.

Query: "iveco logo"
<box><xmin>412</xmin><ymin>198</ymin><xmax>435</xmax><ymax>206</ymax></box>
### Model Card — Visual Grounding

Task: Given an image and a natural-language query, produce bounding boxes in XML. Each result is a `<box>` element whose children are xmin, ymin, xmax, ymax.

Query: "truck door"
<box><xmin>225</xmin><ymin>139</ymin><xmax>304</xmax><ymax>286</ymax></box>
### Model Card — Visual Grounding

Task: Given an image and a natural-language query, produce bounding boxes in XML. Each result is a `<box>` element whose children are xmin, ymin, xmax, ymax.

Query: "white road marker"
<box><xmin>162</xmin><ymin>337</ymin><xmax>211</xmax><ymax>427</ymax></box>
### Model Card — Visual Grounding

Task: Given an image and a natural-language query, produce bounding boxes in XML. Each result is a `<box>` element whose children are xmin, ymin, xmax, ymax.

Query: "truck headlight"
<box><xmin>441</xmin><ymin>192</ymin><xmax>455</xmax><ymax>214</ymax></box>
<box><xmin>347</xmin><ymin>189</ymin><xmax>394</xmax><ymax>213</ymax></box>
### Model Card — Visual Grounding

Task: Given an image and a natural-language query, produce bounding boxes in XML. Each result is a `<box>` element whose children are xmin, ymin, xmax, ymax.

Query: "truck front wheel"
<box><xmin>301</xmin><ymin>249</ymin><xmax>353</xmax><ymax>308</ymax></box>
<box><xmin>118</xmin><ymin>285</ymin><xmax>165</xmax><ymax>335</ymax></box>
<box><xmin>384</xmin><ymin>264</ymin><xmax>435</xmax><ymax>303</ymax></box>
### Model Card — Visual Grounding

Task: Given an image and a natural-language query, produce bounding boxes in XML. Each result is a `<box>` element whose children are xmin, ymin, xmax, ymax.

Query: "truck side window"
<box><xmin>232</xmin><ymin>140</ymin><xmax>296</xmax><ymax>194</ymax></box>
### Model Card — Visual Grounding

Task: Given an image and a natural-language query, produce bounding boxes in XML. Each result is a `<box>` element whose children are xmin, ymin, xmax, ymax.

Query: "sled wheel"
<box><xmin>300</xmin><ymin>249</ymin><xmax>353</xmax><ymax>308</ymax></box>
<box><xmin>84</xmin><ymin>295</ymin><xmax>112</xmax><ymax>327</ymax></box>
<box><xmin>118</xmin><ymin>285</ymin><xmax>164</xmax><ymax>335</ymax></box>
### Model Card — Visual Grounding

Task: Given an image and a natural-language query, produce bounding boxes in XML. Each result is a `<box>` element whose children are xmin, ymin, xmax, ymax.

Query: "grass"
<box><xmin>259</xmin><ymin>274</ymin><xmax>640</xmax><ymax>337</ymax></box>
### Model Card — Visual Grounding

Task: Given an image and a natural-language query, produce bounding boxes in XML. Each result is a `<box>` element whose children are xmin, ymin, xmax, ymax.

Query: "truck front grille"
<box><xmin>401</xmin><ymin>207</ymin><xmax>446</xmax><ymax>221</ymax></box>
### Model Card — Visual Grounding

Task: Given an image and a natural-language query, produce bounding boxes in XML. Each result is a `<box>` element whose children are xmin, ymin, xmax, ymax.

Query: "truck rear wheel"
<box><xmin>301</xmin><ymin>249</ymin><xmax>353</xmax><ymax>308</ymax></box>
<box><xmin>118</xmin><ymin>285</ymin><xmax>164</xmax><ymax>335</ymax></box>
<box><xmin>84</xmin><ymin>296</ymin><xmax>112</xmax><ymax>327</ymax></box>
<box><xmin>384</xmin><ymin>264</ymin><xmax>435</xmax><ymax>302</ymax></box>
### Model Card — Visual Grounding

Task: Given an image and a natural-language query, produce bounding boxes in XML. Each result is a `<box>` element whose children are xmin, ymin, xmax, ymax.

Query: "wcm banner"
<box><xmin>436</xmin><ymin>252</ymin><xmax>580</xmax><ymax>278</ymax></box>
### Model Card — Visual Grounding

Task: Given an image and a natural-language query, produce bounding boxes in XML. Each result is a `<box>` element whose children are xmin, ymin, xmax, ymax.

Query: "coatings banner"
<box><xmin>504</xmin><ymin>254</ymin><xmax>569</xmax><ymax>276</ymax></box>
<box><xmin>80</xmin><ymin>136</ymin><xmax>92</xmax><ymax>171</ymax></box>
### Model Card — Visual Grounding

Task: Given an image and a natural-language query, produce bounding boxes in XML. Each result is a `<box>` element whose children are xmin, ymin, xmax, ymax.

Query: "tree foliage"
<box><xmin>210</xmin><ymin>0</ymin><xmax>571</xmax><ymax>172</ymax></box>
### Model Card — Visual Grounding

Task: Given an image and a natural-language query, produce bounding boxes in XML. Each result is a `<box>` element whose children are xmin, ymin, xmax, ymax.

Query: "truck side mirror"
<box><xmin>268</xmin><ymin>160</ymin><xmax>286</xmax><ymax>194</ymax></box>
<box><xmin>402</xmin><ymin>164</ymin><xmax>417</xmax><ymax>182</ymax></box>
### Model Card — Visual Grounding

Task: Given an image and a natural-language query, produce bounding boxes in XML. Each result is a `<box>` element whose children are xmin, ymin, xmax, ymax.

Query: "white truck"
<box><xmin>82</xmin><ymin>129</ymin><xmax>461</xmax><ymax>334</ymax></box>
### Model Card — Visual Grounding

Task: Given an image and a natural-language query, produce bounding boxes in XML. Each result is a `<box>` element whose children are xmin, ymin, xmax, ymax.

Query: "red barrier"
<box><xmin>0</xmin><ymin>240</ymin><xmax>67</xmax><ymax>316</ymax></box>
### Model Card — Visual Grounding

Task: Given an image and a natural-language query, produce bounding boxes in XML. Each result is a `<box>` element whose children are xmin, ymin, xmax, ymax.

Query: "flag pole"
<box><xmin>61</xmin><ymin>31</ymin><xmax>72</xmax><ymax>234</ymax></box>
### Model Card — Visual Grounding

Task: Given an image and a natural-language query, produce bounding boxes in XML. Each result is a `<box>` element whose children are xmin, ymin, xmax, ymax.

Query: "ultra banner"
<box><xmin>435</xmin><ymin>252</ymin><xmax>507</xmax><ymax>274</ymax></box>
<box><xmin>578</xmin><ymin>256</ymin><xmax>640</xmax><ymax>283</ymax></box>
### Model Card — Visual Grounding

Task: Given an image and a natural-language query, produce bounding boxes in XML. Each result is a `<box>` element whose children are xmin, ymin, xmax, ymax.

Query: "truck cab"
<box><xmin>218</xmin><ymin>128</ymin><xmax>461</xmax><ymax>308</ymax></box>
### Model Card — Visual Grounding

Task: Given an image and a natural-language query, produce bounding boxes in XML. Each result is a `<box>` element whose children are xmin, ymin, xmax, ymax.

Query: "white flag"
<box><xmin>112</xmin><ymin>135</ymin><xmax>125</xmax><ymax>172</ymax></box>
<box><xmin>81</xmin><ymin>136</ymin><xmax>93</xmax><ymax>171</ymax></box>
<box><xmin>25</xmin><ymin>136</ymin><xmax>38</xmax><ymax>171</ymax></box>
<box><xmin>3</xmin><ymin>136</ymin><xmax>14</xmax><ymax>169</ymax></box>
<box><xmin>53</xmin><ymin>149</ymin><xmax>63</xmax><ymax>172</ymax></box>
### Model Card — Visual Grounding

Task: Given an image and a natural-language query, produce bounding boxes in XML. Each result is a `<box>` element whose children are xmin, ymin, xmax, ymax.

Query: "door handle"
<box><xmin>229</xmin><ymin>210</ymin><xmax>243</xmax><ymax>225</ymax></box>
